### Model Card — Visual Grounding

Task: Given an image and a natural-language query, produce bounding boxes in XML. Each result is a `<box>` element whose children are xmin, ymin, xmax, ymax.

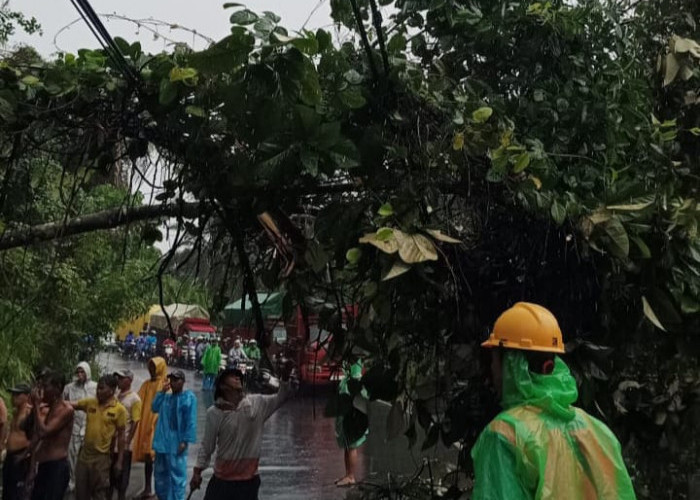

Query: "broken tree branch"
<box><xmin>0</xmin><ymin>200</ymin><xmax>203</xmax><ymax>251</ymax></box>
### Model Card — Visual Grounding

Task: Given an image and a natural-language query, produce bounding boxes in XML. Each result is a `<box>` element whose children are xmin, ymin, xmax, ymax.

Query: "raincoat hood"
<box><xmin>500</xmin><ymin>350</ymin><xmax>578</xmax><ymax>421</ymax></box>
<box><xmin>149</xmin><ymin>356</ymin><xmax>167</xmax><ymax>380</ymax></box>
<box><xmin>76</xmin><ymin>361</ymin><xmax>92</xmax><ymax>382</ymax></box>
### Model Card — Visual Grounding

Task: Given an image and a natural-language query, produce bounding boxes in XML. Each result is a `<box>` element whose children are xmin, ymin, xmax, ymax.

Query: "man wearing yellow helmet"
<box><xmin>472</xmin><ymin>302</ymin><xmax>636</xmax><ymax>500</ymax></box>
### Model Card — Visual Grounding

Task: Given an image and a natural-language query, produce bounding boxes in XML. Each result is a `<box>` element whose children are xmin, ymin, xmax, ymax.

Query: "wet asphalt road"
<box><xmin>91</xmin><ymin>351</ymin><xmax>456</xmax><ymax>499</ymax></box>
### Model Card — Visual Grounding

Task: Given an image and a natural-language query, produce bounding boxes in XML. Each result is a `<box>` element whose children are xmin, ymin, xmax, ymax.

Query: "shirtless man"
<box><xmin>2</xmin><ymin>384</ymin><xmax>32</xmax><ymax>500</ymax></box>
<box><xmin>28</xmin><ymin>371</ymin><xmax>74</xmax><ymax>500</ymax></box>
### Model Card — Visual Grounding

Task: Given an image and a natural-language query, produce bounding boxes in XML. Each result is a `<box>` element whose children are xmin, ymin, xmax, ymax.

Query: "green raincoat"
<box><xmin>471</xmin><ymin>351</ymin><xmax>636</xmax><ymax>500</ymax></box>
<box><xmin>201</xmin><ymin>344</ymin><xmax>221</xmax><ymax>375</ymax></box>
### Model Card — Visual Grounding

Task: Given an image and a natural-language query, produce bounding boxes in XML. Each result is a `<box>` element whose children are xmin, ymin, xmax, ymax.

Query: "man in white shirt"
<box><xmin>111</xmin><ymin>369</ymin><xmax>142</xmax><ymax>500</ymax></box>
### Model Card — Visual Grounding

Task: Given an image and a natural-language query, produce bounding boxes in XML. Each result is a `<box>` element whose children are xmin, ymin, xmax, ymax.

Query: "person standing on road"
<box><xmin>109</xmin><ymin>370</ymin><xmax>142</xmax><ymax>500</ymax></box>
<box><xmin>29</xmin><ymin>371</ymin><xmax>75</xmax><ymax>500</ymax></box>
<box><xmin>334</xmin><ymin>359</ymin><xmax>368</xmax><ymax>487</ymax></box>
<box><xmin>69</xmin><ymin>375</ymin><xmax>126</xmax><ymax>500</ymax></box>
<box><xmin>64</xmin><ymin>361</ymin><xmax>97</xmax><ymax>492</ymax></box>
<box><xmin>2</xmin><ymin>383</ymin><xmax>32</xmax><ymax>500</ymax></box>
<box><xmin>471</xmin><ymin>302</ymin><xmax>636</xmax><ymax>499</ymax></box>
<box><xmin>201</xmin><ymin>341</ymin><xmax>221</xmax><ymax>391</ymax></box>
<box><xmin>151</xmin><ymin>370</ymin><xmax>197</xmax><ymax>500</ymax></box>
<box><xmin>190</xmin><ymin>364</ymin><xmax>297</xmax><ymax>500</ymax></box>
<box><xmin>133</xmin><ymin>356</ymin><xmax>167</xmax><ymax>500</ymax></box>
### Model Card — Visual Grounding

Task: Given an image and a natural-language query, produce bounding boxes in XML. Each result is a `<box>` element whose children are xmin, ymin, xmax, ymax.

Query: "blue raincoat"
<box><xmin>152</xmin><ymin>390</ymin><xmax>198</xmax><ymax>500</ymax></box>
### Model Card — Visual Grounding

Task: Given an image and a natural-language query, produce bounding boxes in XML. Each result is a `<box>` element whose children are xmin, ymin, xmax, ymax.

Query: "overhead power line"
<box><xmin>68</xmin><ymin>0</ymin><xmax>140</xmax><ymax>85</ymax></box>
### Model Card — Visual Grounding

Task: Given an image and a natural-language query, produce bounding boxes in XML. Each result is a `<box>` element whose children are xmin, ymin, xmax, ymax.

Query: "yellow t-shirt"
<box><xmin>76</xmin><ymin>397</ymin><xmax>127</xmax><ymax>461</ymax></box>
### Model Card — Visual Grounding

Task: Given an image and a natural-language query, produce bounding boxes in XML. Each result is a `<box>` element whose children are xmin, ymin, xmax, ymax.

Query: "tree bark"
<box><xmin>0</xmin><ymin>201</ymin><xmax>202</xmax><ymax>251</ymax></box>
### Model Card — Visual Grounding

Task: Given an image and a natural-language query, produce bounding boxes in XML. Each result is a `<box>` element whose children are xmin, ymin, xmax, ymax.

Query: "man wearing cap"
<box><xmin>471</xmin><ymin>302</ymin><xmax>636</xmax><ymax>499</ymax></box>
<box><xmin>2</xmin><ymin>383</ymin><xmax>32</xmax><ymax>500</ymax></box>
<box><xmin>151</xmin><ymin>370</ymin><xmax>197</xmax><ymax>500</ymax></box>
<box><xmin>110</xmin><ymin>370</ymin><xmax>142</xmax><ymax>500</ymax></box>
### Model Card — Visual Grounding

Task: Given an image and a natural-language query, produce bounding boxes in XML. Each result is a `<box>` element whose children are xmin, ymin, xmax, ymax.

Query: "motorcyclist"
<box><xmin>471</xmin><ymin>302</ymin><xmax>636</xmax><ymax>499</ymax></box>
<box><xmin>136</xmin><ymin>332</ymin><xmax>148</xmax><ymax>360</ymax></box>
<box><xmin>147</xmin><ymin>330</ymin><xmax>158</xmax><ymax>357</ymax></box>
<box><xmin>163</xmin><ymin>336</ymin><xmax>176</xmax><ymax>363</ymax></box>
<box><xmin>244</xmin><ymin>339</ymin><xmax>261</xmax><ymax>361</ymax></box>
<box><xmin>228</xmin><ymin>339</ymin><xmax>248</xmax><ymax>368</ymax></box>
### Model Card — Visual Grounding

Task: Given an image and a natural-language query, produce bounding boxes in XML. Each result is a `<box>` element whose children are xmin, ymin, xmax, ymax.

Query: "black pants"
<box><xmin>109</xmin><ymin>450</ymin><xmax>132</xmax><ymax>498</ymax></box>
<box><xmin>204</xmin><ymin>475</ymin><xmax>261</xmax><ymax>500</ymax></box>
<box><xmin>2</xmin><ymin>449</ymin><xmax>29</xmax><ymax>500</ymax></box>
<box><xmin>31</xmin><ymin>458</ymin><xmax>70</xmax><ymax>500</ymax></box>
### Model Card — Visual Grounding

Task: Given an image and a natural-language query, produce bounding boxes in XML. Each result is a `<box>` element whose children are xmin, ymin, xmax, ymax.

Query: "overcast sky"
<box><xmin>11</xmin><ymin>0</ymin><xmax>333</xmax><ymax>56</ymax></box>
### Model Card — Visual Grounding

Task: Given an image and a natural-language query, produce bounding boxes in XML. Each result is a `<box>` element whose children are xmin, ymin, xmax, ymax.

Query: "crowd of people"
<box><xmin>1</xmin><ymin>303</ymin><xmax>640</xmax><ymax>499</ymax></box>
<box><xmin>0</xmin><ymin>355</ymin><xmax>296</xmax><ymax>500</ymax></box>
<box><xmin>121</xmin><ymin>331</ymin><xmax>262</xmax><ymax>373</ymax></box>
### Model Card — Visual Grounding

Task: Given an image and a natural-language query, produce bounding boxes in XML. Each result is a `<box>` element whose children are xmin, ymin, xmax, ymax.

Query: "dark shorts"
<box><xmin>204</xmin><ymin>475</ymin><xmax>261</xmax><ymax>500</ymax></box>
<box><xmin>2</xmin><ymin>448</ymin><xmax>29</xmax><ymax>500</ymax></box>
<box><xmin>31</xmin><ymin>458</ymin><xmax>70</xmax><ymax>500</ymax></box>
<box><xmin>110</xmin><ymin>450</ymin><xmax>132</xmax><ymax>495</ymax></box>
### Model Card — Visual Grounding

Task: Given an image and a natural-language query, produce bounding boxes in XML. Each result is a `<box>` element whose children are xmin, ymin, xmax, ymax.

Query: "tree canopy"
<box><xmin>1</xmin><ymin>0</ymin><xmax>700</xmax><ymax>496</ymax></box>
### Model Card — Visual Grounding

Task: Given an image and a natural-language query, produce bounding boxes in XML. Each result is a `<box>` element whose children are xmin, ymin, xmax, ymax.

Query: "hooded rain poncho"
<box><xmin>471</xmin><ymin>351</ymin><xmax>636</xmax><ymax>500</ymax></box>
<box><xmin>133</xmin><ymin>356</ymin><xmax>167</xmax><ymax>462</ymax></box>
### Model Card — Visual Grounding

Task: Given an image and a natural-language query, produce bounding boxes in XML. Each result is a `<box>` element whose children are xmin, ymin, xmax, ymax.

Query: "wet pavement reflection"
<box><xmin>93</xmin><ymin>352</ymin><xmax>455</xmax><ymax>499</ymax></box>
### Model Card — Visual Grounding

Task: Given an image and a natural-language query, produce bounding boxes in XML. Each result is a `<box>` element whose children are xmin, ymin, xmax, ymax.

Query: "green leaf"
<box><xmin>230</xmin><ymin>9</ymin><xmax>258</xmax><ymax>25</ymax></box>
<box><xmin>472</xmin><ymin>106</ymin><xmax>493</xmax><ymax>123</ymax></box>
<box><xmin>188</xmin><ymin>32</ymin><xmax>254</xmax><ymax>74</ymax></box>
<box><xmin>550</xmin><ymin>200</ymin><xmax>566</xmax><ymax>225</ymax></box>
<box><xmin>262</xmin><ymin>11</ymin><xmax>281</xmax><ymax>23</ymax></box>
<box><xmin>346</xmin><ymin>247</ymin><xmax>362</xmax><ymax>264</ymax></box>
<box><xmin>158</xmin><ymin>79</ymin><xmax>178</xmax><ymax>105</ymax></box>
<box><xmin>453</xmin><ymin>132</ymin><xmax>465</xmax><ymax>151</ymax></box>
<box><xmin>291</xmin><ymin>37</ymin><xmax>319</xmax><ymax>55</ymax></box>
<box><xmin>607</xmin><ymin>197</ymin><xmax>655</xmax><ymax>211</ymax></box>
<box><xmin>169</xmin><ymin>66</ymin><xmax>198</xmax><ymax>84</ymax></box>
<box><xmin>387</xmin><ymin>34</ymin><xmax>407</xmax><ymax>54</ymax></box>
<box><xmin>642</xmin><ymin>296</ymin><xmax>666</xmax><ymax>332</ymax></box>
<box><xmin>20</xmin><ymin>75</ymin><xmax>40</xmax><ymax>86</ymax></box>
<box><xmin>378</xmin><ymin>203</ymin><xmax>394</xmax><ymax>217</ymax></box>
<box><xmin>376</xmin><ymin>227</ymin><xmax>394</xmax><ymax>241</ymax></box>
<box><xmin>185</xmin><ymin>105</ymin><xmax>206</xmax><ymax>117</ymax></box>
<box><xmin>316</xmin><ymin>29</ymin><xmax>332</xmax><ymax>52</ymax></box>
<box><xmin>602</xmin><ymin>217</ymin><xmax>629</xmax><ymax>258</ymax></box>
<box><xmin>631</xmin><ymin>236</ymin><xmax>651</xmax><ymax>259</ymax></box>
<box><xmin>223</xmin><ymin>2</ymin><xmax>244</xmax><ymax>8</ymax></box>
<box><xmin>512</xmin><ymin>152</ymin><xmax>531</xmax><ymax>173</ymax></box>
<box><xmin>689</xmin><ymin>127</ymin><xmax>700</xmax><ymax>136</ymax></box>
<box><xmin>300</xmin><ymin>149</ymin><xmax>319</xmax><ymax>176</ymax></box>
<box><xmin>339</xmin><ymin>87</ymin><xmax>367</xmax><ymax>109</ymax></box>
<box><xmin>299</xmin><ymin>62</ymin><xmax>322</xmax><ymax>106</ymax></box>
<box><xmin>344</xmin><ymin>69</ymin><xmax>363</xmax><ymax>85</ymax></box>
<box><xmin>486</xmin><ymin>165</ymin><xmax>506</xmax><ymax>183</ymax></box>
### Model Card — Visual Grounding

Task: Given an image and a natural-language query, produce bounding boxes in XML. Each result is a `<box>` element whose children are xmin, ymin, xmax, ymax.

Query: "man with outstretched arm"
<box><xmin>190</xmin><ymin>363</ymin><xmax>297</xmax><ymax>500</ymax></box>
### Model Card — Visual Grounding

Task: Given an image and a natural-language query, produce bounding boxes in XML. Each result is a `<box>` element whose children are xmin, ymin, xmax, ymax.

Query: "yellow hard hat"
<box><xmin>481</xmin><ymin>302</ymin><xmax>565</xmax><ymax>354</ymax></box>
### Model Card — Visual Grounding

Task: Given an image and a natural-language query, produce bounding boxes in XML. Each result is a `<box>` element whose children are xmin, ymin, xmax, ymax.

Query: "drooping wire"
<box><xmin>68</xmin><ymin>0</ymin><xmax>140</xmax><ymax>85</ymax></box>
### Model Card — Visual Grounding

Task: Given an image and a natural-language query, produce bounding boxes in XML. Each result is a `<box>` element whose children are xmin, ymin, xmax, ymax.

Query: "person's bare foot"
<box><xmin>335</xmin><ymin>476</ymin><xmax>356</xmax><ymax>487</ymax></box>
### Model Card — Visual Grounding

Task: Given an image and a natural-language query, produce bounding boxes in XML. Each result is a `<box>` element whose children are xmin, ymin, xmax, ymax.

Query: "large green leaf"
<box><xmin>230</xmin><ymin>9</ymin><xmax>258</xmax><ymax>25</ymax></box>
